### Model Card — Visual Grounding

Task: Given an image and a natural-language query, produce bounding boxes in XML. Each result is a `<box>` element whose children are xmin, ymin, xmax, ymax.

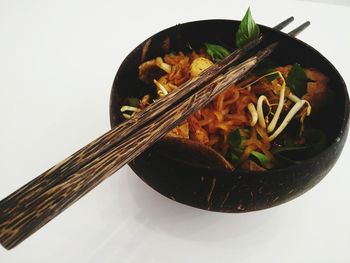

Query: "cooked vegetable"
<box><xmin>205</xmin><ymin>43</ymin><xmax>230</xmax><ymax>62</ymax></box>
<box><xmin>153</xmin><ymin>79</ymin><xmax>168</xmax><ymax>97</ymax></box>
<box><xmin>250</xmin><ymin>151</ymin><xmax>271</xmax><ymax>167</ymax></box>
<box><xmin>123</xmin><ymin>55</ymin><xmax>328</xmax><ymax>170</ymax></box>
<box><xmin>120</xmin><ymin>8</ymin><xmax>329</xmax><ymax>171</ymax></box>
<box><xmin>268</xmin><ymin>99</ymin><xmax>311</xmax><ymax>141</ymax></box>
<box><xmin>138</xmin><ymin>57</ymin><xmax>172</xmax><ymax>83</ymax></box>
<box><xmin>227</xmin><ymin>129</ymin><xmax>242</xmax><ymax>148</ymax></box>
<box><xmin>272</xmin><ymin>129</ymin><xmax>326</xmax><ymax>164</ymax></box>
<box><xmin>257</xmin><ymin>95</ymin><xmax>270</xmax><ymax>129</ymax></box>
<box><xmin>226</xmin><ymin>129</ymin><xmax>243</xmax><ymax>165</ymax></box>
<box><xmin>120</xmin><ymin>105</ymin><xmax>141</xmax><ymax>119</ymax></box>
<box><xmin>247</xmin><ymin>103</ymin><xmax>258</xmax><ymax>126</ymax></box>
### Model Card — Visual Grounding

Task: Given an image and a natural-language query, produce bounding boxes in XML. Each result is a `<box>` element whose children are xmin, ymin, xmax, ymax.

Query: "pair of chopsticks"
<box><xmin>0</xmin><ymin>17</ymin><xmax>310</xmax><ymax>250</ymax></box>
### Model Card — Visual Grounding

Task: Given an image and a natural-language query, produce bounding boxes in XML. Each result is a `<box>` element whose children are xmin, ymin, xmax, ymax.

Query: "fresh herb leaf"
<box><xmin>236</xmin><ymin>7</ymin><xmax>260</xmax><ymax>48</ymax></box>
<box><xmin>226</xmin><ymin>129</ymin><xmax>244</xmax><ymax>165</ymax></box>
<box><xmin>250</xmin><ymin>151</ymin><xmax>271</xmax><ymax>167</ymax></box>
<box><xmin>286</xmin><ymin>63</ymin><xmax>308</xmax><ymax>97</ymax></box>
<box><xmin>227</xmin><ymin>129</ymin><xmax>242</xmax><ymax>148</ymax></box>
<box><xmin>272</xmin><ymin>129</ymin><xmax>327</xmax><ymax>164</ymax></box>
<box><xmin>205</xmin><ymin>43</ymin><xmax>230</xmax><ymax>62</ymax></box>
<box><xmin>126</xmin><ymin>97</ymin><xmax>140</xmax><ymax>107</ymax></box>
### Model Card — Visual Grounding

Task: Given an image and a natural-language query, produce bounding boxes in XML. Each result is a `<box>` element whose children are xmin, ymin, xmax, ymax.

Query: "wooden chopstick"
<box><xmin>0</xmin><ymin>38</ymin><xmax>261</xmax><ymax>212</ymax></box>
<box><xmin>288</xmin><ymin>21</ymin><xmax>311</xmax><ymax>37</ymax></box>
<box><xmin>0</xmin><ymin>33</ymin><xmax>262</xmax><ymax>225</ymax></box>
<box><xmin>0</xmin><ymin>49</ymin><xmax>272</xmax><ymax>250</ymax></box>
<box><xmin>0</xmin><ymin>18</ymin><xmax>307</xmax><ymax>249</ymax></box>
<box><xmin>0</xmin><ymin>17</ymin><xmax>295</xmax><ymax>213</ymax></box>
<box><xmin>273</xmin><ymin>16</ymin><xmax>294</xmax><ymax>31</ymax></box>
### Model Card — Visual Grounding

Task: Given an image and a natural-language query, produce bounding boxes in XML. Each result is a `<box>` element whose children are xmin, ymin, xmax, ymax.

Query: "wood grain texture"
<box><xmin>0</xmin><ymin>37</ymin><xmax>260</xmax><ymax>219</ymax></box>
<box><xmin>0</xmin><ymin>40</ymin><xmax>277</xmax><ymax>249</ymax></box>
<box><xmin>0</xmin><ymin>17</ymin><xmax>297</xmax><ymax>249</ymax></box>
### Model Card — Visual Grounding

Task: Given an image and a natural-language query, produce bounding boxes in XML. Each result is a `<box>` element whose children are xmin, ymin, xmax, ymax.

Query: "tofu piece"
<box><xmin>190</xmin><ymin>57</ymin><xmax>213</xmax><ymax>77</ymax></box>
<box><xmin>166</xmin><ymin>122</ymin><xmax>189</xmax><ymax>139</ymax></box>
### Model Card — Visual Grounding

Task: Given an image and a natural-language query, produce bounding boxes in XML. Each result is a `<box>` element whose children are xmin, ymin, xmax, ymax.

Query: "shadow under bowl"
<box><xmin>109</xmin><ymin>19</ymin><xmax>349</xmax><ymax>213</ymax></box>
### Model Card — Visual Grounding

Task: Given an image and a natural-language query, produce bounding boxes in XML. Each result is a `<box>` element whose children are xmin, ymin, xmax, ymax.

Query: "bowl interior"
<box><xmin>111</xmin><ymin>20</ymin><xmax>348</xmax><ymax>149</ymax></box>
<box><xmin>110</xmin><ymin>20</ymin><xmax>349</xmax><ymax>212</ymax></box>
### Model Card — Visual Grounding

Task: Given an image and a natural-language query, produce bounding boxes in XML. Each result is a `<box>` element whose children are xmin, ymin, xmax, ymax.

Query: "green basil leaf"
<box><xmin>205</xmin><ymin>43</ymin><xmax>230</xmax><ymax>62</ymax></box>
<box><xmin>236</xmin><ymin>7</ymin><xmax>260</xmax><ymax>48</ymax></box>
<box><xmin>226</xmin><ymin>129</ymin><xmax>244</xmax><ymax>165</ymax></box>
<box><xmin>286</xmin><ymin>63</ymin><xmax>308</xmax><ymax>97</ymax></box>
<box><xmin>227</xmin><ymin>129</ymin><xmax>242</xmax><ymax>148</ymax></box>
<box><xmin>272</xmin><ymin>129</ymin><xmax>326</xmax><ymax>164</ymax></box>
<box><xmin>250</xmin><ymin>151</ymin><xmax>271</xmax><ymax>167</ymax></box>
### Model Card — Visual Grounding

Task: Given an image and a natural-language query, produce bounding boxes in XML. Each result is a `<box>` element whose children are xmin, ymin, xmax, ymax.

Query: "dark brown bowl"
<box><xmin>109</xmin><ymin>20</ymin><xmax>349</xmax><ymax>212</ymax></box>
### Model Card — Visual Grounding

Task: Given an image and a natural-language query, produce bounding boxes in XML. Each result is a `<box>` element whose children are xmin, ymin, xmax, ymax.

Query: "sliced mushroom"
<box><xmin>139</xmin><ymin>57</ymin><xmax>172</xmax><ymax>83</ymax></box>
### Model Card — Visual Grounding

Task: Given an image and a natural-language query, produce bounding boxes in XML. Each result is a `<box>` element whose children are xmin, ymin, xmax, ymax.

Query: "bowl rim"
<box><xmin>109</xmin><ymin>18</ymin><xmax>350</xmax><ymax>175</ymax></box>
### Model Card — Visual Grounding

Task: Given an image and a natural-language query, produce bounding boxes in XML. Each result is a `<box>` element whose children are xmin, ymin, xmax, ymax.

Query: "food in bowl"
<box><xmin>120</xmin><ymin>9</ymin><xmax>331</xmax><ymax>172</ymax></box>
<box><xmin>110</xmin><ymin>11</ymin><xmax>349</xmax><ymax>212</ymax></box>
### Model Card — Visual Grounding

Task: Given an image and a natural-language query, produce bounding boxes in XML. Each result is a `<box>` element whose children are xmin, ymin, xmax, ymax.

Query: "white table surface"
<box><xmin>0</xmin><ymin>0</ymin><xmax>349</xmax><ymax>262</ymax></box>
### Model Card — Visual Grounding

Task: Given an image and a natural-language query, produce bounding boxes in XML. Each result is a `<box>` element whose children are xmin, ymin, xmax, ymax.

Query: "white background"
<box><xmin>0</xmin><ymin>0</ymin><xmax>349</xmax><ymax>262</ymax></box>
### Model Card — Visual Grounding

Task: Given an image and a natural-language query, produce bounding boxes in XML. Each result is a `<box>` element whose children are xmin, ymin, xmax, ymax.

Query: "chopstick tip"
<box><xmin>288</xmin><ymin>21</ymin><xmax>311</xmax><ymax>37</ymax></box>
<box><xmin>273</xmin><ymin>16</ymin><xmax>295</xmax><ymax>31</ymax></box>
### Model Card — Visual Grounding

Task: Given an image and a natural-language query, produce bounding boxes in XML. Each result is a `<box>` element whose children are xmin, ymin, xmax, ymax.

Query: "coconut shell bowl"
<box><xmin>110</xmin><ymin>19</ymin><xmax>349</xmax><ymax>213</ymax></box>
